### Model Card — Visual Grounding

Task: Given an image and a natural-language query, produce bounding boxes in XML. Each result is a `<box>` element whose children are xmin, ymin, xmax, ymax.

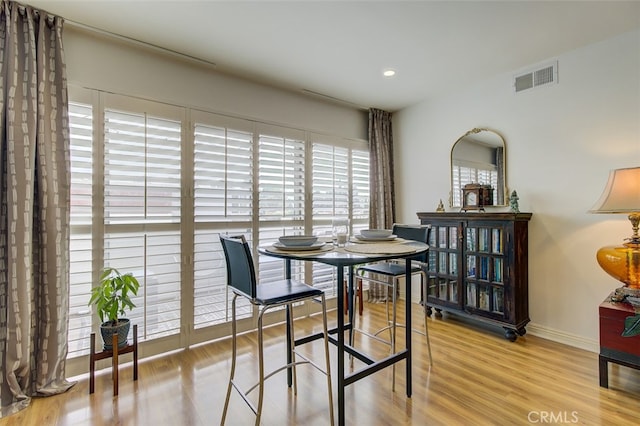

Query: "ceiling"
<box><xmin>22</xmin><ymin>0</ymin><xmax>640</xmax><ymax>112</ymax></box>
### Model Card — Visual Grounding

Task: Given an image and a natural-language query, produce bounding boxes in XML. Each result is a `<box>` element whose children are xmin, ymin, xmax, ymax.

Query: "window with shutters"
<box><xmin>103</xmin><ymin>104</ymin><xmax>183</xmax><ymax>342</ymax></box>
<box><xmin>257</xmin><ymin>129</ymin><xmax>307</xmax><ymax>285</ymax></box>
<box><xmin>67</xmin><ymin>88</ymin><xmax>369</xmax><ymax>370</ymax></box>
<box><xmin>351</xmin><ymin>148</ymin><xmax>371</xmax><ymax>233</ymax></box>
<box><xmin>192</xmin><ymin>113</ymin><xmax>254</xmax><ymax>329</ymax></box>
<box><xmin>310</xmin><ymin>140</ymin><xmax>370</xmax><ymax>291</ymax></box>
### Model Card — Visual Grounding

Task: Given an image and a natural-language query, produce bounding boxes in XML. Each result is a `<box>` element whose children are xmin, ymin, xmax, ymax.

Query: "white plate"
<box><xmin>278</xmin><ymin>235</ymin><xmax>318</xmax><ymax>247</ymax></box>
<box><xmin>354</xmin><ymin>234</ymin><xmax>397</xmax><ymax>242</ymax></box>
<box><xmin>272</xmin><ymin>241</ymin><xmax>326</xmax><ymax>251</ymax></box>
<box><xmin>360</xmin><ymin>229</ymin><xmax>393</xmax><ymax>239</ymax></box>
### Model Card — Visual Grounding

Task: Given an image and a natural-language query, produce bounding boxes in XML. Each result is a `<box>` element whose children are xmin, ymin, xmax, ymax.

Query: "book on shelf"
<box><xmin>466</xmin><ymin>284</ymin><xmax>477</xmax><ymax>307</ymax></box>
<box><xmin>479</xmin><ymin>288</ymin><xmax>490</xmax><ymax>310</ymax></box>
<box><xmin>492</xmin><ymin>228</ymin><xmax>503</xmax><ymax>253</ymax></box>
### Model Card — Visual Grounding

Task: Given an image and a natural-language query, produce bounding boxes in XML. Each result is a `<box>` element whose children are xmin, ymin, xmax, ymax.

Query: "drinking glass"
<box><xmin>332</xmin><ymin>218</ymin><xmax>350</xmax><ymax>247</ymax></box>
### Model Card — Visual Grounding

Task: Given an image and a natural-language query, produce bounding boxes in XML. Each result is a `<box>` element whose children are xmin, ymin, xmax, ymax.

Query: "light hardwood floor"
<box><xmin>2</xmin><ymin>302</ymin><xmax>639</xmax><ymax>425</ymax></box>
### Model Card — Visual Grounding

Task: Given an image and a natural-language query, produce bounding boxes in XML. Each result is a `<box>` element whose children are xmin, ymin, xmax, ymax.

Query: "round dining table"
<box><xmin>259</xmin><ymin>238</ymin><xmax>429</xmax><ymax>426</ymax></box>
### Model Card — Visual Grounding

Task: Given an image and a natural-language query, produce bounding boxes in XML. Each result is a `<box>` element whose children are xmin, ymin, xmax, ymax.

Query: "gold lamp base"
<box><xmin>589</xmin><ymin>167</ymin><xmax>640</xmax><ymax>300</ymax></box>
<box><xmin>597</xmin><ymin>240</ymin><xmax>640</xmax><ymax>298</ymax></box>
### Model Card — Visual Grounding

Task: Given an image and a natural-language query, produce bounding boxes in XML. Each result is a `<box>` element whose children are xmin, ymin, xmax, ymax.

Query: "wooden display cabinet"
<box><xmin>416</xmin><ymin>212</ymin><xmax>532</xmax><ymax>341</ymax></box>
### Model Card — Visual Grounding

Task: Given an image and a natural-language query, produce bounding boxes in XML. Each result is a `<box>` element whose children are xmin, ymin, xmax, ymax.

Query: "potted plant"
<box><xmin>88</xmin><ymin>267</ymin><xmax>140</xmax><ymax>351</ymax></box>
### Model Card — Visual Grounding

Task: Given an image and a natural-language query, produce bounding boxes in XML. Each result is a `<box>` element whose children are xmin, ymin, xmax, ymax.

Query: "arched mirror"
<box><xmin>450</xmin><ymin>128</ymin><xmax>506</xmax><ymax>208</ymax></box>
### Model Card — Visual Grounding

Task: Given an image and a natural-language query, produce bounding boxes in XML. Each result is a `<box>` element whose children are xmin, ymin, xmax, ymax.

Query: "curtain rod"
<box><xmin>64</xmin><ymin>19</ymin><xmax>218</xmax><ymax>69</ymax></box>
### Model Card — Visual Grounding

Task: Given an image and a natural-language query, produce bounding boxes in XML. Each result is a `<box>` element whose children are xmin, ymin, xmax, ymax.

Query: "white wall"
<box><xmin>394</xmin><ymin>29</ymin><xmax>640</xmax><ymax>350</ymax></box>
<box><xmin>63</xmin><ymin>22</ymin><xmax>639</xmax><ymax>350</ymax></box>
<box><xmin>64</xmin><ymin>26</ymin><xmax>368</xmax><ymax>140</ymax></box>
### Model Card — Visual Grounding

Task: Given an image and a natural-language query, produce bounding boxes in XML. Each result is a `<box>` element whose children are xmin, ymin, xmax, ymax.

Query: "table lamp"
<box><xmin>589</xmin><ymin>166</ymin><xmax>640</xmax><ymax>297</ymax></box>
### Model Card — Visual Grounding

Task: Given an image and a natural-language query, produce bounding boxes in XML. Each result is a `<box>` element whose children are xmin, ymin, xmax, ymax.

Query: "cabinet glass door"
<box><xmin>463</xmin><ymin>224</ymin><xmax>505</xmax><ymax>316</ymax></box>
<box><xmin>426</xmin><ymin>224</ymin><xmax>460</xmax><ymax>305</ymax></box>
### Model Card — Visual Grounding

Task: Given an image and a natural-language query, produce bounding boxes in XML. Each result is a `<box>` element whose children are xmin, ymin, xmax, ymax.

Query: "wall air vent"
<box><xmin>513</xmin><ymin>61</ymin><xmax>558</xmax><ymax>93</ymax></box>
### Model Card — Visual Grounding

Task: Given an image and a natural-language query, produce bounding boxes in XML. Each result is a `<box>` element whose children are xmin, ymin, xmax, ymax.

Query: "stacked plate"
<box><xmin>273</xmin><ymin>235</ymin><xmax>325</xmax><ymax>251</ymax></box>
<box><xmin>355</xmin><ymin>229</ymin><xmax>397</xmax><ymax>242</ymax></box>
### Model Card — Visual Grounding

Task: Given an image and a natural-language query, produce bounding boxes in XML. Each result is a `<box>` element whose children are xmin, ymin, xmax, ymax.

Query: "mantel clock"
<box><xmin>461</xmin><ymin>183</ymin><xmax>493</xmax><ymax>212</ymax></box>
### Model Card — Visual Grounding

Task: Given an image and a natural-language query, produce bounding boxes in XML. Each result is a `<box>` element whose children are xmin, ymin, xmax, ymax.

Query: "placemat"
<box><xmin>344</xmin><ymin>243</ymin><xmax>417</xmax><ymax>255</ymax></box>
<box><xmin>350</xmin><ymin>237</ymin><xmax>406</xmax><ymax>244</ymax></box>
<box><xmin>265</xmin><ymin>244</ymin><xmax>334</xmax><ymax>256</ymax></box>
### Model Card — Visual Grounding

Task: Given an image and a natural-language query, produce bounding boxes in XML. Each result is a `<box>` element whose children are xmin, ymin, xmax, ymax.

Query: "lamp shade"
<box><xmin>590</xmin><ymin>166</ymin><xmax>640</xmax><ymax>292</ymax></box>
<box><xmin>589</xmin><ymin>167</ymin><xmax>640</xmax><ymax>213</ymax></box>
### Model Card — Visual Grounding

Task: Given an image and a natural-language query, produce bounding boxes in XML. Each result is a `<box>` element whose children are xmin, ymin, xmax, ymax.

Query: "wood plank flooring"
<box><xmin>2</xmin><ymin>302</ymin><xmax>639</xmax><ymax>425</ymax></box>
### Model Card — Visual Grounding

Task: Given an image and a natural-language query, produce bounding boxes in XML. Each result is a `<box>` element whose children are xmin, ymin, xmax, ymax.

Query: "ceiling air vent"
<box><xmin>514</xmin><ymin>61</ymin><xmax>558</xmax><ymax>93</ymax></box>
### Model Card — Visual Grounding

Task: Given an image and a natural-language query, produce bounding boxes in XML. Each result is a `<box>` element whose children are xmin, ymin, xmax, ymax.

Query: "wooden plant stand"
<box><xmin>89</xmin><ymin>324</ymin><xmax>138</xmax><ymax>396</ymax></box>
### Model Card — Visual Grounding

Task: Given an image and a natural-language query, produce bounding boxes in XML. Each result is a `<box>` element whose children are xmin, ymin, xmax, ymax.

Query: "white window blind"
<box><xmin>311</xmin><ymin>144</ymin><xmax>349</xmax><ymax>220</ymax></box>
<box><xmin>257</xmin><ymin>225</ymin><xmax>305</xmax><ymax>285</ymax></box>
<box><xmin>311</xmin><ymin>143</ymin><xmax>350</xmax><ymax>291</ymax></box>
<box><xmin>103</xmin><ymin>107</ymin><xmax>182</xmax><ymax>341</ymax></box>
<box><xmin>258</xmin><ymin>132</ymin><xmax>306</xmax><ymax>284</ymax></box>
<box><xmin>68</xmin><ymin>101</ymin><xmax>94</xmax><ymax>357</ymax></box>
<box><xmin>193</xmin><ymin>118</ymin><xmax>254</xmax><ymax>329</ymax></box>
<box><xmin>104</xmin><ymin>231</ymin><xmax>182</xmax><ymax>339</ymax></box>
<box><xmin>194</xmin><ymin>124</ymin><xmax>253</xmax><ymax>222</ymax></box>
<box><xmin>193</xmin><ymin>229</ymin><xmax>253</xmax><ymax>329</ymax></box>
<box><xmin>351</xmin><ymin>148</ymin><xmax>370</xmax><ymax>233</ymax></box>
<box><xmin>104</xmin><ymin>110</ymin><xmax>182</xmax><ymax>224</ymax></box>
<box><xmin>258</xmin><ymin>134</ymin><xmax>305</xmax><ymax>221</ymax></box>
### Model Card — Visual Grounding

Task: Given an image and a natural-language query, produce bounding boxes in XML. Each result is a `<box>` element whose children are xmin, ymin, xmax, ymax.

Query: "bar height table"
<box><xmin>259</xmin><ymin>240</ymin><xmax>428</xmax><ymax>426</ymax></box>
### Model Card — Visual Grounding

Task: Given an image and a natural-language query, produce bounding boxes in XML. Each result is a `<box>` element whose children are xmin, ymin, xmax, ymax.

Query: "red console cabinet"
<box><xmin>599</xmin><ymin>294</ymin><xmax>640</xmax><ymax>388</ymax></box>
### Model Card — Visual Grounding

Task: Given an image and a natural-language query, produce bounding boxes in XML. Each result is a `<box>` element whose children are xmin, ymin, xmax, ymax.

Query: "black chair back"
<box><xmin>392</xmin><ymin>224</ymin><xmax>431</xmax><ymax>263</ymax></box>
<box><xmin>219</xmin><ymin>234</ymin><xmax>258</xmax><ymax>300</ymax></box>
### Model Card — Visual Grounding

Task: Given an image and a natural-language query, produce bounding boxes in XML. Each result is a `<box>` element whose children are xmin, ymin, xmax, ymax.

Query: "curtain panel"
<box><xmin>368</xmin><ymin>108</ymin><xmax>395</xmax><ymax>229</ymax></box>
<box><xmin>367</xmin><ymin>108</ymin><xmax>396</xmax><ymax>302</ymax></box>
<box><xmin>0</xmin><ymin>0</ymin><xmax>73</xmax><ymax>417</ymax></box>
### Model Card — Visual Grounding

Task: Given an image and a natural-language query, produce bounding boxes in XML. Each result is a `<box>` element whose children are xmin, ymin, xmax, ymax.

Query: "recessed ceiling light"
<box><xmin>383</xmin><ymin>69</ymin><xmax>396</xmax><ymax>77</ymax></box>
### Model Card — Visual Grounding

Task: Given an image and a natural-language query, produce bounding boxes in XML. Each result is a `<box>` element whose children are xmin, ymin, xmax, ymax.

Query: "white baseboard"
<box><xmin>527</xmin><ymin>322</ymin><xmax>599</xmax><ymax>353</ymax></box>
<box><xmin>375</xmin><ymin>278</ymin><xmax>600</xmax><ymax>354</ymax></box>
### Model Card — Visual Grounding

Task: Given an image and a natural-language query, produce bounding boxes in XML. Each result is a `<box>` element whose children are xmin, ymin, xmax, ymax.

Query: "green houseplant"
<box><xmin>89</xmin><ymin>267</ymin><xmax>140</xmax><ymax>350</ymax></box>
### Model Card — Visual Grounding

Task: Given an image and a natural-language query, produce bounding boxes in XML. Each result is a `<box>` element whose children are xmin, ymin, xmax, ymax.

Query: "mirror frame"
<box><xmin>450</xmin><ymin>127</ymin><xmax>507</xmax><ymax>208</ymax></box>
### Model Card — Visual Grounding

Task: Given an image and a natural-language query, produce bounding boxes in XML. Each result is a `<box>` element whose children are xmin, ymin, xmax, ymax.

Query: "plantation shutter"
<box><xmin>257</xmin><ymin>128</ymin><xmax>306</xmax><ymax>284</ymax></box>
<box><xmin>192</xmin><ymin>114</ymin><xmax>254</xmax><ymax>329</ymax></box>
<box><xmin>103</xmin><ymin>103</ymin><xmax>183</xmax><ymax>341</ymax></box>
<box><xmin>193</xmin><ymin>123</ymin><xmax>253</xmax><ymax>222</ymax></box>
<box><xmin>68</xmin><ymin>101</ymin><xmax>94</xmax><ymax>357</ymax></box>
<box><xmin>351</xmin><ymin>148</ymin><xmax>370</xmax><ymax>234</ymax></box>
<box><xmin>311</xmin><ymin>144</ymin><xmax>349</xmax><ymax>221</ymax></box>
<box><xmin>310</xmin><ymin>143</ymin><xmax>349</xmax><ymax>290</ymax></box>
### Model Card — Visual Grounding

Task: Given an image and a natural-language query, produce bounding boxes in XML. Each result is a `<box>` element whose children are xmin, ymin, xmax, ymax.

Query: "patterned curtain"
<box><xmin>0</xmin><ymin>1</ymin><xmax>73</xmax><ymax>417</ymax></box>
<box><xmin>367</xmin><ymin>108</ymin><xmax>396</xmax><ymax>302</ymax></box>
